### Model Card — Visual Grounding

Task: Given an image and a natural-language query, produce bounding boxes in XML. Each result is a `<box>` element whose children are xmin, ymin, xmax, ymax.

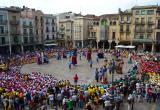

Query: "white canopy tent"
<box><xmin>44</xmin><ymin>43</ymin><xmax>58</xmax><ymax>46</ymax></box>
<box><xmin>115</xmin><ymin>45</ymin><xmax>135</xmax><ymax>49</ymax></box>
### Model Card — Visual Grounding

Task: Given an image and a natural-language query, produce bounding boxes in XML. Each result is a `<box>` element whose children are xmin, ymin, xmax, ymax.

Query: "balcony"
<box><xmin>119</xmin><ymin>21</ymin><xmax>125</xmax><ymax>24</ymax></box>
<box><xmin>45</xmin><ymin>22</ymin><xmax>50</xmax><ymax>25</ymax></box>
<box><xmin>23</xmin><ymin>24</ymin><xmax>29</xmax><ymax>28</ymax></box>
<box><xmin>10</xmin><ymin>31</ymin><xmax>20</xmax><ymax>35</ymax></box>
<box><xmin>135</xmin><ymin>29</ymin><xmax>145</xmax><ymax>33</ymax></box>
<box><xmin>147</xmin><ymin>29</ymin><xmax>153</xmax><ymax>33</ymax></box>
<box><xmin>133</xmin><ymin>36</ymin><xmax>152</xmax><ymax>43</ymax></box>
<box><xmin>0</xmin><ymin>31</ymin><xmax>8</xmax><ymax>35</ymax></box>
<box><xmin>23</xmin><ymin>33</ymin><xmax>28</xmax><ymax>36</ymax></box>
<box><xmin>135</xmin><ymin>21</ymin><xmax>145</xmax><ymax>25</ymax></box>
<box><xmin>11</xmin><ymin>36</ymin><xmax>22</xmax><ymax>45</ymax></box>
<box><xmin>120</xmin><ymin>29</ymin><xmax>125</xmax><ymax>33</ymax></box>
<box><xmin>0</xmin><ymin>20</ymin><xmax>7</xmax><ymax>25</ymax></box>
<box><xmin>147</xmin><ymin>21</ymin><xmax>154</xmax><ymax>25</ymax></box>
<box><xmin>156</xmin><ymin>25</ymin><xmax>160</xmax><ymax>29</ymax></box>
<box><xmin>10</xmin><ymin>20</ymin><xmax>19</xmax><ymax>25</ymax></box>
<box><xmin>126</xmin><ymin>21</ymin><xmax>131</xmax><ymax>24</ymax></box>
<box><xmin>126</xmin><ymin>29</ymin><xmax>131</xmax><ymax>33</ymax></box>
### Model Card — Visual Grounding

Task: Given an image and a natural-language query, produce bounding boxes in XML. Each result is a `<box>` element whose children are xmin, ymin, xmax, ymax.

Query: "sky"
<box><xmin>0</xmin><ymin>0</ymin><xmax>160</xmax><ymax>15</ymax></box>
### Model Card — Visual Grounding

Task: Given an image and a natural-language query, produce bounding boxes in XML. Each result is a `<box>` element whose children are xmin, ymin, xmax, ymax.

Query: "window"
<box><xmin>97</xmin><ymin>22</ymin><xmax>99</xmax><ymax>26</ymax></box>
<box><xmin>135</xmin><ymin>18</ymin><xmax>139</xmax><ymax>23</ymax></box>
<box><xmin>120</xmin><ymin>25</ymin><xmax>123</xmax><ymax>31</ymax></box>
<box><xmin>36</xmin><ymin>30</ymin><xmax>38</xmax><ymax>35</ymax></box>
<box><xmin>148</xmin><ymin>17</ymin><xmax>152</xmax><ymax>22</ymax></box>
<box><xmin>23</xmin><ymin>21</ymin><xmax>26</xmax><ymax>25</ymax></box>
<box><xmin>147</xmin><ymin>34</ymin><xmax>152</xmax><ymax>39</ymax></box>
<box><xmin>29</xmin><ymin>29</ymin><xmax>33</xmax><ymax>35</ymax></box>
<box><xmin>52</xmin><ymin>27</ymin><xmax>54</xmax><ymax>32</ymax></box>
<box><xmin>110</xmin><ymin>21</ymin><xmax>112</xmax><ymax>25</ymax></box>
<box><xmin>12</xmin><ymin>16</ymin><xmax>16</xmax><ymax>21</ymax></box>
<box><xmin>113</xmin><ymin>21</ymin><xmax>116</xmax><ymax>25</ymax></box>
<box><xmin>141</xmin><ymin>26</ymin><xmax>145</xmax><ymax>31</ymax></box>
<box><xmin>24</xmin><ymin>37</ymin><xmax>28</xmax><ymax>43</ymax></box>
<box><xmin>13</xmin><ymin>36</ymin><xmax>18</xmax><ymax>43</ymax></box>
<box><xmin>141</xmin><ymin>10</ymin><xmax>146</xmax><ymax>15</ymax></box>
<box><xmin>0</xmin><ymin>26</ymin><xmax>4</xmax><ymax>34</ymax></box>
<box><xmin>147</xmin><ymin>10</ymin><xmax>154</xmax><ymax>15</ymax></box>
<box><xmin>2</xmin><ymin>37</ymin><xmax>5</xmax><ymax>44</ymax></box>
<box><xmin>121</xmin><ymin>16</ymin><xmax>124</xmax><ymax>21</ymax></box>
<box><xmin>127</xmin><ymin>16</ymin><xmax>130</xmax><ymax>21</ymax></box>
<box><xmin>148</xmin><ymin>25</ymin><xmax>152</xmax><ymax>30</ymax></box>
<box><xmin>141</xmin><ymin>18</ymin><xmax>145</xmax><ymax>23</ymax></box>
<box><xmin>0</xmin><ymin>15</ymin><xmax>3</xmax><ymax>21</ymax></box>
<box><xmin>112</xmin><ymin>32</ymin><xmax>115</xmax><ymax>40</ymax></box>
<box><xmin>30</xmin><ymin>37</ymin><xmax>34</xmax><ymax>43</ymax></box>
<box><xmin>52</xmin><ymin>19</ymin><xmax>54</xmax><ymax>24</ymax></box>
<box><xmin>135</xmin><ymin>10</ymin><xmax>140</xmax><ymax>15</ymax></box>
<box><xmin>126</xmin><ymin>25</ymin><xmax>130</xmax><ymax>31</ymax></box>
<box><xmin>46</xmin><ymin>35</ymin><xmax>49</xmax><ymax>40</ymax></box>
<box><xmin>52</xmin><ymin>35</ymin><xmax>54</xmax><ymax>39</ymax></box>
<box><xmin>29</xmin><ymin>22</ymin><xmax>32</xmax><ymax>26</ymax></box>
<box><xmin>46</xmin><ymin>27</ymin><xmax>49</xmax><ymax>32</ymax></box>
<box><xmin>23</xmin><ymin>29</ymin><xmax>27</xmax><ymax>35</ymax></box>
<box><xmin>140</xmin><ymin>34</ymin><xmax>144</xmax><ymax>39</ymax></box>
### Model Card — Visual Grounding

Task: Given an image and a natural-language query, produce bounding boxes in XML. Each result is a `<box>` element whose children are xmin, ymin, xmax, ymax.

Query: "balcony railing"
<box><xmin>135</xmin><ymin>29</ymin><xmax>145</xmax><ymax>33</ymax></box>
<box><xmin>0</xmin><ymin>31</ymin><xmax>8</xmax><ymax>35</ymax></box>
<box><xmin>46</xmin><ymin>22</ymin><xmax>50</xmax><ymax>25</ymax></box>
<box><xmin>156</xmin><ymin>25</ymin><xmax>160</xmax><ymax>29</ymax></box>
<box><xmin>10</xmin><ymin>20</ymin><xmax>19</xmax><ymax>25</ymax></box>
<box><xmin>10</xmin><ymin>31</ymin><xmax>20</xmax><ymax>35</ymax></box>
<box><xmin>119</xmin><ymin>21</ymin><xmax>125</xmax><ymax>24</ymax></box>
<box><xmin>147</xmin><ymin>21</ymin><xmax>154</xmax><ymax>25</ymax></box>
<box><xmin>135</xmin><ymin>21</ymin><xmax>145</xmax><ymax>25</ymax></box>
<box><xmin>0</xmin><ymin>20</ymin><xmax>7</xmax><ymax>25</ymax></box>
<box><xmin>147</xmin><ymin>29</ymin><xmax>153</xmax><ymax>33</ymax></box>
<box><xmin>126</xmin><ymin>21</ymin><xmax>131</xmax><ymax>24</ymax></box>
<box><xmin>120</xmin><ymin>29</ymin><xmax>125</xmax><ymax>32</ymax></box>
<box><xmin>11</xmin><ymin>37</ymin><xmax>22</xmax><ymax>44</ymax></box>
<box><xmin>126</xmin><ymin>29</ymin><xmax>130</xmax><ymax>33</ymax></box>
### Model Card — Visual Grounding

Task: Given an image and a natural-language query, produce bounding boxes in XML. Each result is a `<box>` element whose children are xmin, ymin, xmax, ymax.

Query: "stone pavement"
<box><xmin>20</xmin><ymin>53</ymin><xmax>158</xmax><ymax>110</ymax></box>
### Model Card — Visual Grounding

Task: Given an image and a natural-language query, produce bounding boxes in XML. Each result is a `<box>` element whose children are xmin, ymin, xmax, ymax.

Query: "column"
<box><xmin>81</xmin><ymin>40</ymin><xmax>84</xmax><ymax>48</ymax></box>
<box><xmin>152</xmin><ymin>43</ymin><xmax>155</xmax><ymax>53</ymax></box>
<box><xmin>143</xmin><ymin>43</ymin><xmax>145</xmax><ymax>51</ymax></box>
<box><xmin>9</xmin><ymin>45</ymin><xmax>12</xmax><ymax>55</ymax></box>
<box><xmin>73</xmin><ymin>40</ymin><xmax>76</xmax><ymax>48</ymax></box>
<box><xmin>21</xmin><ymin>45</ymin><xmax>24</xmax><ymax>53</ymax></box>
<box><xmin>97</xmin><ymin>41</ymin><xmax>99</xmax><ymax>49</ymax></box>
<box><xmin>108</xmin><ymin>40</ymin><xmax>112</xmax><ymax>50</ymax></box>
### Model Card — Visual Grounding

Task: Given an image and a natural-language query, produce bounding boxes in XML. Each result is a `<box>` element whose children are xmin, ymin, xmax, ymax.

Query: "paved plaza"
<box><xmin>21</xmin><ymin>53</ymin><xmax>130</xmax><ymax>84</ymax></box>
<box><xmin>20</xmin><ymin>53</ymin><xmax>159</xmax><ymax>110</ymax></box>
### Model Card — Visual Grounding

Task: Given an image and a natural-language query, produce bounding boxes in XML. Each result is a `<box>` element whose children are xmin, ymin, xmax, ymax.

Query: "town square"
<box><xmin>0</xmin><ymin>0</ymin><xmax>160</xmax><ymax>110</ymax></box>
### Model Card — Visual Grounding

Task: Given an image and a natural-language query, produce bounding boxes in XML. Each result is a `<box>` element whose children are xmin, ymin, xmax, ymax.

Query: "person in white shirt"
<box><xmin>48</xmin><ymin>94</ymin><xmax>54</xmax><ymax>107</ymax></box>
<box><xmin>104</xmin><ymin>99</ymin><xmax>111</xmax><ymax>110</ymax></box>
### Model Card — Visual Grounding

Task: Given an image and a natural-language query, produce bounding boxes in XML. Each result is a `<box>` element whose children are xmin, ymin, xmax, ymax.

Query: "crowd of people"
<box><xmin>0</xmin><ymin>48</ymin><xmax>160</xmax><ymax>110</ymax></box>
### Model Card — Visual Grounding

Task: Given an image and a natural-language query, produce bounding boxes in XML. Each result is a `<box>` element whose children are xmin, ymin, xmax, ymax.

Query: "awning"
<box><xmin>115</xmin><ymin>45</ymin><xmax>135</xmax><ymax>49</ymax></box>
<box><xmin>44</xmin><ymin>43</ymin><xmax>58</xmax><ymax>46</ymax></box>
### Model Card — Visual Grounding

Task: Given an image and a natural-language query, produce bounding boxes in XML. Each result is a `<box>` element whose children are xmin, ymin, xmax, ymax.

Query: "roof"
<box><xmin>132</xmin><ymin>5</ymin><xmax>158</xmax><ymax>10</ymax></box>
<box><xmin>100</xmin><ymin>14</ymin><xmax>119</xmax><ymax>18</ymax></box>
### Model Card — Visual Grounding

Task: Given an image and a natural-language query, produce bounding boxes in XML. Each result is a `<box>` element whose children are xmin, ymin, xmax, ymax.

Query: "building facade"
<box><xmin>156</xmin><ymin>7</ymin><xmax>160</xmax><ymax>52</ymax></box>
<box><xmin>119</xmin><ymin>9</ymin><xmax>132</xmax><ymax>45</ymax></box>
<box><xmin>0</xmin><ymin>9</ymin><xmax>9</xmax><ymax>54</ymax></box>
<box><xmin>7</xmin><ymin>7</ymin><xmax>21</xmax><ymax>54</ymax></box>
<box><xmin>73</xmin><ymin>16</ymin><xmax>90</xmax><ymax>48</ymax></box>
<box><xmin>20</xmin><ymin>7</ymin><xmax>35</xmax><ymax>52</ymax></box>
<box><xmin>132</xmin><ymin>5</ymin><xmax>157</xmax><ymax>51</ymax></box>
<box><xmin>43</xmin><ymin>14</ymin><xmax>57</xmax><ymax>44</ymax></box>
<box><xmin>33</xmin><ymin>10</ymin><xmax>44</xmax><ymax>49</ymax></box>
<box><xmin>59</xmin><ymin>19</ymin><xmax>73</xmax><ymax>48</ymax></box>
